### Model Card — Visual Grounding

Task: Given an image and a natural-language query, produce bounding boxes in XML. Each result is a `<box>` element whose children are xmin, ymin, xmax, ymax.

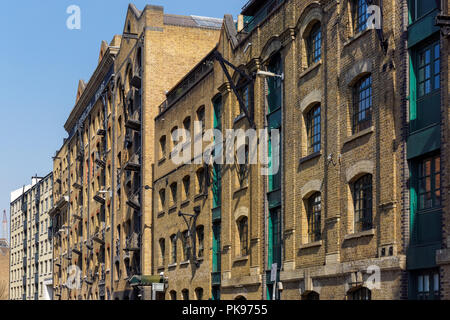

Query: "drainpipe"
<box><xmin>110</xmin><ymin>74</ymin><xmax>117</xmax><ymax>300</ymax></box>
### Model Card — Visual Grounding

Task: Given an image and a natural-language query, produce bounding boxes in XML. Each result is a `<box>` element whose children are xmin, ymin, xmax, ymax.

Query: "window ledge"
<box><xmin>343</xmin><ymin>126</ymin><xmax>374</xmax><ymax>145</ymax></box>
<box><xmin>233</xmin><ymin>255</ymin><xmax>249</xmax><ymax>263</ymax></box>
<box><xmin>299</xmin><ymin>151</ymin><xmax>322</xmax><ymax>165</ymax></box>
<box><xmin>180</xmin><ymin>199</ymin><xmax>190</xmax><ymax>207</ymax></box>
<box><xmin>179</xmin><ymin>260</ymin><xmax>190</xmax><ymax>266</ymax></box>
<box><xmin>194</xmin><ymin>193</ymin><xmax>207</xmax><ymax>201</ymax></box>
<box><xmin>344</xmin><ymin>228</ymin><xmax>375</xmax><ymax>241</ymax></box>
<box><xmin>168</xmin><ymin>206</ymin><xmax>177</xmax><ymax>214</ymax></box>
<box><xmin>233</xmin><ymin>113</ymin><xmax>247</xmax><ymax>124</ymax></box>
<box><xmin>168</xmin><ymin>263</ymin><xmax>177</xmax><ymax>269</ymax></box>
<box><xmin>299</xmin><ymin>240</ymin><xmax>322</xmax><ymax>250</ymax></box>
<box><xmin>158</xmin><ymin>157</ymin><xmax>166</xmax><ymax>166</ymax></box>
<box><xmin>343</xmin><ymin>28</ymin><xmax>372</xmax><ymax>48</ymax></box>
<box><xmin>157</xmin><ymin>266</ymin><xmax>165</xmax><ymax>271</ymax></box>
<box><xmin>157</xmin><ymin>211</ymin><xmax>165</xmax><ymax>218</ymax></box>
<box><xmin>234</xmin><ymin>185</ymin><xmax>249</xmax><ymax>195</ymax></box>
<box><xmin>299</xmin><ymin>61</ymin><xmax>322</xmax><ymax>79</ymax></box>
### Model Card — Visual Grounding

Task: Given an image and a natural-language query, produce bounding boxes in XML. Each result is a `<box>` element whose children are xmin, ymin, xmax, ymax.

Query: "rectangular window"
<box><xmin>418</xmin><ymin>154</ymin><xmax>441</xmax><ymax>211</ymax></box>
<box><xmin>417</xmin><ymin>42</ymin><xmax>440</xmax><ymax>98</ymax></box>
<box><xmin>352</xmin><ymin>75</ymin><xmax>372</xmax><ymax>134</ymax></box>
<box><xmin>171</xmin><ymin>235</ymin><xmax>177</xmax><ymax>264</ymax></box>
<box><xmin>416</xmin><ymin>269</ymin><xmax>440</xmax><ymax>300</ymax></box>
<box><xmin>306</xmin><ymin>104</ymin><xmax>321</xmax><ymax>154</ymax></box>
<box><xmin>355</xmin><ymin>0</ymin><xmax>368</xmax><ymax>33</ymax></box>
<box><xmin>353</xmin><ymin>174</ymin><xmax>373</xmax><ymax>232</ymax></box>
<box><xmin>307</xmin><ymin>23</ymin><xmax>322</xmax><ymax>65</ymax></box>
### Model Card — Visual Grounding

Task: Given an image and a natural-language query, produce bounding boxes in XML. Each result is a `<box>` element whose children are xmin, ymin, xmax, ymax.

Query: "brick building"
<box><xmin>46</xmin><ymin>0</ymin><xmax>449</xmax><ymax>300</ymax></box>
<box><xmin>151</xmin><ymin>0</ymin><xmax>448</xmax><ymax>300</ymax></box>
<box><xmin>49</xmin><ymin>4</ymin><xmax>221</xmax><ymax>300</ymax></box>
<box><xmin>0</xmin><ymin>239</ymin><xmax>9</xmax><ymax>300</ymax></box>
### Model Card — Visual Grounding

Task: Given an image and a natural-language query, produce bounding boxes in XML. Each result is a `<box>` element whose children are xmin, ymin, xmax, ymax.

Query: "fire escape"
<box><xmin>121</xmin><ymin>64</ymin><xmax>142</xmax><ymax>291</ymax></box>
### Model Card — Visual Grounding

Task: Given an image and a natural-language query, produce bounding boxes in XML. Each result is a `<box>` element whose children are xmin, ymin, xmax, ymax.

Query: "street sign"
<box><xmin>153</xmin><ymin>283</ymin><xmax>165</xmax><ymax>292</ymax></box>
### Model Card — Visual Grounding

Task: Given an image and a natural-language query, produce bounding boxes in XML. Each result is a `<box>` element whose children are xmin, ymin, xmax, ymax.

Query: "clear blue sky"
<box><xmin>0</xmin><ymin>0</ymin><xmax>244</xmax><ymax>240</ymax></box>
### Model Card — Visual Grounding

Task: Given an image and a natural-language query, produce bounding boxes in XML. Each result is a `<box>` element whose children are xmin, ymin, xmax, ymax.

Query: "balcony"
<box><xmin>97</xmin><ymin>128</ymin><xmax>106</xmax><ymax>137</ymax></box>
<box><xmin>94</xmin><ymin>151</ymin><xmax>106</xmax><ymax>168</ymax></box>
<box><xmin>93</xmin><ymin>190</ymin><xmax>107</xmax><ymax>205</ymax></box>
<box><xmin>72</xmin><ymin>208</ymin><xmax>83</xmax><ymax>221</ymax></box>
<box><xmin>72</xmin><ymin>242</ymin><xmax>82</xmax><ymax>255</ymax></box>
<box><xmin>125</xmin><ymin>110</ymin><xmax>141</xmax><ymax>131</ymax></box>
<box><xmin>65</xmin><ymin>251</ymin><xmax>73</xmax><ymax>260</ymax></box>
<box><xmin>123</xmin><ymin>153</ymin><xmax>141</xmax><ymax>172</ymax></box>
<box><xmin>85</xmin><ymin>270</ymin><xmax>94</xmax><ymax>285</ymax></box>
<box><xmin>126</xmin><ymin>192</ymin><xmax>141</xmax><ymax>211</ymax></box>
<box><xmin>92</xmin><ymin>227</ymin><xmax>105</xmax><ymax>245</ymax></box>
<box><xmin>85</xmin><ymin>239</ymin><xmax>94</xmax><ymax>250</ymax></box>
<box><xmin>72</xmin><ymin>179</ymin><xmax>82</xmax><ymax>190</ymax></box>
<box><xmin>124</xmin><ymin>233</ymin><xmax>141</xmax><ymax>252</ymax></box>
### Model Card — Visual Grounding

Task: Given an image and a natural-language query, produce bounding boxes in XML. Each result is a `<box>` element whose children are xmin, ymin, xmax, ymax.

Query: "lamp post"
<box><xmin>178</xmin><ymin>206</ymin><xmax>201</xmax><ymax>267</ymax></box>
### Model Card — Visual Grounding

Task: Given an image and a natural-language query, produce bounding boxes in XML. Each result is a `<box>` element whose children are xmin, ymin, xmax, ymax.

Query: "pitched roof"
<box><xmin>163</xmin><ymin>14</ymin><xmax>223</xmax><ymax>29</ymax></box>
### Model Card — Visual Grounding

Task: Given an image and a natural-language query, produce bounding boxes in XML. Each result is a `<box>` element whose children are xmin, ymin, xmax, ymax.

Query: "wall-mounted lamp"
<box><xmin>256</xmin><ymin>70</ymin><xmax>284</xmax><ymax>81</ymax></box>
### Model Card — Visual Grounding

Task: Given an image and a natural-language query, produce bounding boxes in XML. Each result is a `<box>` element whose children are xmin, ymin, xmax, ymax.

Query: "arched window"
<box><xmin>182</xmin><ymin>289</ymin><xmax>189</xmax><ymax>300</ymax></box>
<box><xmin>158</xmin><ymin>189</ymin><xmax>166</xmax><ymax>212</ymax></box>
<box><xmin>170</xmin><ymin>182</ymin><xmax>177</xmax><ymax>205</ymax></box>
<box><xmin>183</xmin><ymin>116</ymin><xmax>191</xmax><ymax>132</ymax></box>
<box><xmin>307</xmin><ymin>192</ymin><xmax>321</xmax><ymax>242</ymax></box>
<box><xmin>238</xmin><ymin>217</ymin><xmax>248</xmax><ymax>256</ymax></box>
<box><xmin>159</xmin><ymin>238</ymin><xmax>165</xmax><ymax>266</ymax></box>
<box><xmin>181</xmin><ymin>230</ymin><xmax>190</xmax><ymax>261</ymax></box>
<box><xmin>182</xmin><ymin>175</ymin><xmax>190</xmax><ymax>200</ymax></box>
<box><xmin>196</xmin><ymin>168</ymin><xmax>205</xmax><ymax>194</ymax></box>
<box><xmin>302</xmin><ymin>291</ymin><xmax>320</xmax><ymax>300</ymax></box>
<box><xmin>169</xmin><ymin>290</ymin><xmax>177</xmax><ymax>300</ymax></box>
<box><xmin>353</xmin><ymin>174</ymin><xmax>373</xmax><ymax>232</ymax></box>
<box><xmin>197</xmin><ymin>225</ymin><xmax>204</xmax><ymax>258</ymax></box>
<box><xmin>195</xmin><ymin>287</ymin><xmax>203</xmax><ymax>300</ymax></box>
<box><xmin>352</xmin><ymin>75</ymin><xmax>372</xmax><ymax>134</ymax></box>
<box><xmin>159</xmin><ymin>136</ymin><xmax>166</xmax><ymax>159</ymax></box>
<box><xmin>170</xmin><ymin>234</ymin><xmax>177</xmax><ymax>264</ymax></box>
<box><xmin>196</xmin><ymin>106</ymin><xmax>205</xmax><ymax>134</ymax></box>
<box><xmin>306</xmin><ymin>104</ymin><xmax>321</xmax><ymax>154</ymax></box>
<box><xmin>235</xmin><ymin>295</ymin><xmax>247</xmax><ymax>300</ymax></box>
<box><xmin>348</xmin><ymin>287</ymin><xmax>371</xmax><ymax>300</ymax></box>
<box><xmin>307</xmin><ymin>22</ymin><xmax>321</xmax><ymax>65</ymax></box>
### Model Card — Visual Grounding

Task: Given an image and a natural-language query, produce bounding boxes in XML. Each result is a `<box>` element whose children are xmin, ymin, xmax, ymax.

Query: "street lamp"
<box><xmin>178</xmin><ymin>206</ymin><xmax>201</xmax><ymax>267</ymax></box>
<box><xmin>256</xmin><ymin>70</ymin><xmax>284</xmax><ymax>80</ymax></box>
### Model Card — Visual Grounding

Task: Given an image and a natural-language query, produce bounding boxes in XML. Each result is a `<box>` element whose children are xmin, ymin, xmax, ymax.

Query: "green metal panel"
<box><xmin>407</xmin><ymin>9</ymin><xmax>440</xmax><ymax>48</ymax></box>
<box><xmin>407</xmin><ymin>243</ymin><xmax>441</xmax><ymax>270</ymax></box>
<box><xmin>213</xmin><ymin>96</ymin><xmax>222</xmax><ymax>130</ymax></box>
<box><xmin>407</xmin><ymin>124</ymin><xmax>441</xmax><ymax>159</ymax></box>
<box><xmin>212</xmin><ymin>223</ymin><xmax>221</xmax><ymax>272</ymax></box>
<box><xmin>212</xmin><ymin>207</ymin><xmax>221</xmax><ymax>222</ymax></box>
<box><xmin>409</xmin><ymin>55</ymin><xmax>417</xmax><ymax>122</ymax></box>
<box><xmin>268</xmin><ymin>189</ymin><xmax>281</xmax><ymax>209</ymax></box>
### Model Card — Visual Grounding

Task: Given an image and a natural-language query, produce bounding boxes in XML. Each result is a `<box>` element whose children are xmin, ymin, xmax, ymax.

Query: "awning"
<box><xmin>129</xmin><ymin>275</ymin><xmax>163</xmax><ymax>287</ymax></box>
